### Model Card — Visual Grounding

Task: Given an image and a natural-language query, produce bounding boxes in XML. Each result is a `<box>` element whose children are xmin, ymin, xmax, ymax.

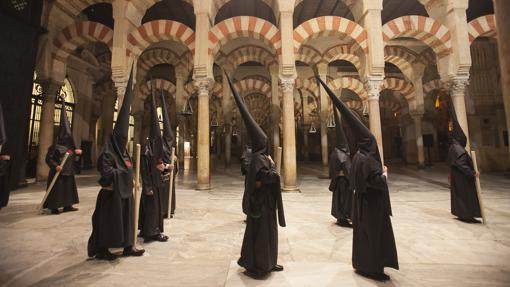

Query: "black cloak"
<box><xmin>0</xmin><ymin>102</ymin><xmax>10</xmax><ymax>208</ymax></box>
<box><xmin>328</xmin><ymin>109</ymin><xmax>352</xmax><ymax>221</ymax></box>
<box><xmin>318</xmin><ymin>77</ymin><xmax>398</xmax><ymax>274</ymax></box>
<box><xmin>159</xmin><ymin>89</ymin><xmax>178</xmax><ymax>217</ymax></box>
<box><xmin>226</xmin><ymin>73</ymin><xmax>285</xmax><ymax>275</ymax></box>
<box><xmin>88</xmin><ymin>68</ymin><xmax>135</xmax><ymax>257</ymax></box>
<box><xmin>240</xmin><ymin>145</ymin><xmax>252</xmax><ymax>215</ymax></box>
<box><xmin>139</xmin><ymin>86</ymin><xmax>165</xmax><ymax>238</ymax></box>
<box><xmin>43</xmin><ymin>96</ymin><xmax>79</xmax><ymax>210</ymax></box>
<box><xmin>447</xmin><ymin>99</ymin><xmax>480</xmax><ymax>219</ymax></box>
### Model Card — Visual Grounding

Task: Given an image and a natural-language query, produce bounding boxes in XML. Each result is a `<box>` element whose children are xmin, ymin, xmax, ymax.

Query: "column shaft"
<box><xmin>36</xmin><ymin>82</ymin><xmax>60</xmax><ymax>181</ymax></box>
<box><xmin>196</xmin><ymin>80</ymin><xmax>211</xmax><ymax>190</ymax></box>
<box><xmin>412</xmin><ymin>115</ymin><xmax>425</xmax><ymax>167</ymax></box>
<box><xmin>280</xmin><ymin>78</ymin><xmax>298</xmax><ymax>191</ymax></box>
<box><xmin>318</xmin><ymin>64</ymin><xmax>329</xmax><ymax>175</ymax></box>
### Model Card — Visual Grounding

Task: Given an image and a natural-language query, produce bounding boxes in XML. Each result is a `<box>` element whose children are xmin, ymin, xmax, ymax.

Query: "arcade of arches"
<box><xmin>7</xmin><ymin>0</ymin><xmax>510</xmax><ymax>190</ymax></box>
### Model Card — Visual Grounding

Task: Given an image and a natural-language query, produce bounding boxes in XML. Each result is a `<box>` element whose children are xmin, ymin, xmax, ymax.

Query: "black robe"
<box><xmin>0</xmin><ymin>159</ymin><xmax>10</xmax><ymax>208</ymax></box>
<box><xmin>448</xmin><ymin>143</ymin><xmax>481</xmax><ymax>219</ymax></box>
<box><xmin>43</xmin><ymin>145</ymin><xmax>79</xmax><ymax>209</ymax></box>
<box><xmin>350</xmin><ymin>150</ymin><xmax>398</xmax><ymax>274</ymax></box>
<box><xmin>238</xmin><ymin>153</ymin><xmax>285</xmax><ymax>274</ymax></box>
<box><xmin>240</xmin><ymin>149</ymin><xmax>252</xmax><ymax>215</ymax></box>
<box><xmin>161</xmin><ymin>157</ymin><xmax>178</xmax><ymax>217</ymax></box>
<box><xmin>328</xmin><ymin>148</ymin><xmax>352</xmax><ymax>221</ymax></box>
<box><xmin>139</xmin><ymin>144</ymin><xmax>165</xmax><ymax>238</ymax></box>
<box><xmin>88</xmin><ymin>140</ymin><xmax>134</xmax><ymax>257</ymax></box>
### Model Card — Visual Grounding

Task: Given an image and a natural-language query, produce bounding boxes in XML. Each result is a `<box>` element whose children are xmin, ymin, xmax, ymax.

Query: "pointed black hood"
<box><xmin>147</xmin><ymin>82</ymin><xmax>164</xmax><ymax>162</ymax></box>
<box><xmin>0</xmin><ymin>102</ymin><xmax>7</xmax><ymax>148</ymax></box>
<box><xmin>333</xmin><ymin>108</ymin><xmax>349</xmax><ymax>153</ymax></box>
<box><xmin>57</xmin><ymin>94</ymin><xmax>75</xmax><ymax>149</ymax></box>
<box><xmin>448</xmin><ymin>97</ymin><xmax>467</xmax><ymax>148</ymax></box>
<box><xmin>317</xmin><ymin>77</ymin><xmax>381</xmax><ymax>163</ymax></box>
<box><xmin>226</xmin><ymin>73</ymin><xmax>268</xmax><ymax>153</ymax></box>
<box><xmin>112</xmin><ymin>67</ymin><xmax>133</xmax><ymax>149</ymax></box>
<box><xmin>159</xmin><ymin>89</ymin><xmax>175</xmax><ymax>156</ymax></box>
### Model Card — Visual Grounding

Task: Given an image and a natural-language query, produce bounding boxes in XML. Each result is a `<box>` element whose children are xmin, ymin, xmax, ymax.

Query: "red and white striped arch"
<box><xmin>328</xmin><ymin>77</ymin><xmax>368</xmax><ymax>101</ymax></box>
<box><xmin>295</xmin><ymin>78</ymin><xmax>318</xmax><ymax>97</ymax></box>
<box><xmin>209</xmin><ymin>16</ymin><xmax>282</xmax><ymax>56</ymax></box>
<box><xmin>468</xmin><ymin>15</ymin><xmax>497</xmax><ymax>43</ymax></box>
<box><xmin>234</xmin><ymin>79</ymin><xmax>272</xmax><ymax>98</ymax></box>
<box><xmin>382</xmin><ymin>16</ymin><xmax>452</xmax><ymax>59</ymax></box>
<box><xmin>294</xmin><ymin>16</ymin><xmax>368</xmax><ymax>54</ymax></box>
<box><xmin>127</xmin><ymin>20</ymin><xmax>195</xmax><ymax>56</ymax></box>
<box><xmin>295</xmin><ymin>45</ymin><xmax>322</xmax><ymax>66</ymax></box>
<box><xmin>212</xmin><ymin>0</ymin><xmax>274</xmax><ymax>19</ymax></box>
<box><xmin>323</xmin><ymin>45</ymin><xmax>362</xmax><ymax>72</ymax></box>
<box><xmin>227</xmin><ymin>46</ymin><xmax>277</xmax><ymax>70</ymax></box>
<box><xmin>345</xmin><ymin>100</ymin><xmax>363</xmax><ymax>113</ymax></box>
<box><xmin>53</xmin><ymin>21</ymin><xmax>113</xmax><ymax>64</ymax></box>
<box><xmin>418</xmin><ymin>48</ymin><xmax>437</xmax><ymax>65</ymax></box>
<box><xmin>137</xmin><ymin>48</ymin><xmax>181</xmax><ymax>79</ymax></box>
<box><xmin>379</xmin><ymin>97</ymin><xmax>401</xmax><ymax>112</ymax></box>
<box><xmin>384</xmin><ymin>46</ymin><xmax>419</xmax><ymax>80</ymax></box>
<box><xmin>140</xmin><ymin>79</ymin><xmax>177</xmax><ymax>100</ymax></box>
<box><xmin>382</xmin><ymin>77</ymin><xmax>416</xmax><ymax>101</ymax></box>
<box><xmin>423</xmin><ymin>79</ymin><xmax>443</xmax><ymax>94</ymax></box>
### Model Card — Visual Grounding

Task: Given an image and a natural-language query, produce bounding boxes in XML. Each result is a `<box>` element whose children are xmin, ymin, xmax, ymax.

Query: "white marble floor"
<box><xmin>0</xmin><ymin>163</ymin><xmax>509</xmax><ymax>287</ymax></box>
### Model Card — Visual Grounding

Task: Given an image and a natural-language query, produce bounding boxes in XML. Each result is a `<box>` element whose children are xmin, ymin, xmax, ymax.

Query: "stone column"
<box><xmin>270</xmin><ymin>67</ymin><xmax>280</xmax><ymax>150</ymax></box>
<box><xmin>280</xmin><ymin>77</ymin><xmax>298</xmax><ymax>191</ymax></box>
<box><xmin>36</xmin><ymin>81</ymin><xmax>61</xmax><ymax>181</ymax></box>
<box><xmin>195</xmin><ymin>78</ymin><xmax>211</xmax><ymax>190</ymax></box>
<box><xmin>494</xmin><ymin>0</ymin><xmax>510</xmax><ymax>160</ymax></box>
<box><xmin>364</xmin><ymin>76</ymin><xmax>385</xmax><ymax>164</ymax></box>
<box><xmin>411</xmin><ymin>112</ymin><xmax>425</xmax><ymax>168</ymax></box>
<box><xmin>317</xmin><ymin>63</ymin><xmax>329</xmax><ymax>176</ymax></box>
<box><xmin>222</xmin><ymin>74</ymin><xmax>232</xmax><ymax>167</ymax></box>
<box><xmin>175</xmin><ymin>70</ymin><xmax>186</xmax><ymax>164</ymax></box>
<box><xmin>133</xmin><ymin>112</ymin><xmax>143</xmax><ymax>152</ymax></box>
<box><xmin>449</xmin><ymin>76</ymin><xmax>471</xmax><ymax>151</ymax></box>
<box><xmin>303</xmin><ymin>128</ymin><xmax>309</xmax><ymax>161</ymax></box>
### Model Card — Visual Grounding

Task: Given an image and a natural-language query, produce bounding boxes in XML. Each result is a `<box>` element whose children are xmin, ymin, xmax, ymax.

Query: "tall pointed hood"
<box><xmin>147</xmin><ymin>82</ymin><xmax>164</xmax><ymax>162</ymax></box>
<box><xmin>333</xmin><ymin>108</ymin><xmax>349</xmax><ymax>153</ymax></box>
<box><xmin>448</xmin><ymin>97</ymin><xmax>467</xmax><ymax>148</ymax></box>
<box><xmin>225</xmin><ymin>73</ymin><xmax>268</xmax><ymax>153</ymax></box>
<box><xmin>112</xmin><ymin>66</ymin><xmax>133</xmax><ymax>149</ymax></box>
<box><xmin>57</xmin><ymin>94</ymin><xmax>75</xmax><ymax>149</ymax></box>
<box><xmin>317</xmin><ymin>77</ymin><xmax>381</xmax><ymax>162</ymax></box>
<box><xmin>0</xmin><ymin>102</ymin><xmax>7</xmax><ymax>148</ymax></box>
<box><xmin>159</xmin><ymin>89</ymin><xmax>175</xmax><ymax>150</ymax></box>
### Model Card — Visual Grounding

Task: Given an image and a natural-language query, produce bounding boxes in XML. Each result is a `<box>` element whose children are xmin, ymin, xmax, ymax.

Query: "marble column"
<box><xmin>364</xmin><ymin>76</ymin><xmax>385</xmax><ymax>165</ymax></box>
<box><xmin>222</xmin><ymin>74</ymin><xmax>232</xmax><ymax>167</ymax></box>
<box><xmin>317</xmin><ymin>63</ymin><xmax>329</xmax><ymax>176</ymax></box>
<box><xmin>175</xmin><ymin>71</ymin><xmax>186</xmax><ymax>164</ymax></box>
<box><xmin>411</xmin><ymin>113</ymin><xmax>425</xmax><ymax>168</ymax></box>
<box><xmin>280</xmin><ymin>77</ymin><xmax>298</xmax><ymax>191</ymax></box>
<box><xmin>195</xmin><ymin>78</ymin><xmax>211</xmax><ymax>190</ymax></box>
<box><xmin>36</xmin><ymin>81</ymin><xmax>61</xmax><ymax>181</ymax></box>
<box><xmin>270</xmin><ymin>68</ymin><xmax>280</xmax><ymax>151</ymax></box>
<box><xmin>493</xmin><ymin>0</ymin><xmax>510</xmax><ymax>159</ymax></box>
<box><xmin>449</xmin><ymin>76</ymin><xmax>471</xmax><ymax>151</ymax></box>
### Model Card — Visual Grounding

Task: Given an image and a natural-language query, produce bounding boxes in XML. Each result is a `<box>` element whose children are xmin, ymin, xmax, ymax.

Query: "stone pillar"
<box><xmin>411</xmin><ymin>113</ymin><xmax>425</xmax><ymax>168</ymax></box>
<box><xmin>133</xmin><ymin>112</ymin><xmax>143</xmax><ymax>152</ymax></box>
<box><xmin>364</xmin><ymin>76</ymin><xmax>385</xmax><ymax>165</ymax></box>
<box><xmin>270</xmin><ymin>67</ymin><xmax>280</xmax><ymax>150</ymax></box>
<box><xmin>494</xmin><ymin>0</ymin><xmax>510</xmax><ymax>160</ymax></box>
<box><xmin>222</xmin><ymin>74</ymin><xmax>232</xmax><ymax>167</ymax></box>
<box><xmin>175</xmin><ymin>70</ymin><xmax>186</xmax><ymax>164</ymax></box>
<box><xmin>449</xmin><ymin>76</ymin><xmax>471</xmax><ymax>151</ymax></box>
<box><xmin>195</xmin><ymin>79</ymin><xmax>211</xmax><ymax>190</ymax></box>
<box><xmin>317</xmin><ymin>63</ymin><xmax>329</xmax><ymax>176</ymax></box>
<box><xmin>303</xmin><ymin>128</ymin><xmax>309</xmax><ymax>161</ymax></box>
<box><xmin>36</xmin><ymin>81</ymin><xmax>61</xmax><ymax>181</ymax></box>
<box><xmin>280</xmin><ymin>77</ymin><xmax>298</xmax><ymax>191</ymax></box>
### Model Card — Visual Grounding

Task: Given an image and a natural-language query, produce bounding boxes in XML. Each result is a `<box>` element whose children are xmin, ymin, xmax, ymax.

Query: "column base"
<box><xmin>417</xmin><ymin>164</ymin><xmax>426</xmax><ymax>170</ymax></box>
<box><xmin>282</xmin><ymin>185</ymin><xmax>300</xmax><ymax>193</ymax></box>
<box><xmin>196</xmin><ymin>183</ymin><xmax>211</xmax><ymax>190</ymax></box>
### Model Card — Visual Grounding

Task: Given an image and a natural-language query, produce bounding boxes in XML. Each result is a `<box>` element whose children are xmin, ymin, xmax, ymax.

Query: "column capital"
<box><xmin>194</xmin><ymin>77</ymin><xmax>212</xmax><ymax>96</ymax></box>
<box><xmin>364</xmin><ymin>75</ymin><xmax>384</xmax><ymax>101</ymax></box>
<box><xmin>279</xmin><ymin>76</ymin><xmax>295</xmax><ymax>94</ymax></box>
<box><xmin>450</xmin><ymin>75</ymin><xmax>470</xmax><ymax>96</ymax></box>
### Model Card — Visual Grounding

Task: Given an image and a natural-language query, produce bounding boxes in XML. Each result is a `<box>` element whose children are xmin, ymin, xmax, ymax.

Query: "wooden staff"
<box><xmin>37</xmin><ymin>152</ymin><xmax>70</xmax><ymax>213</ymax></box>
<box><xmin>275</xmin><ymin>147</ymin><xmax>282</xmax><ymax>175</ymax></box>
<box><xmin>167</xmin><ymin>147</ymin><xmax>176</xmax><ymax>218</ymax></box>
<box><xmin>471</xmin><ymin>150</ymin><xmax>487</xmax><ymax>224</ymax></box>
<box><xmin>133</xmin><ymin>144</ymin><xmax>142</xmax><ymax>248</ymax></box>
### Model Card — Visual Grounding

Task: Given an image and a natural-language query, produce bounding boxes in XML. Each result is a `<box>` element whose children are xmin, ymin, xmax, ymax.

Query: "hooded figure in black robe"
<box><xmin>138</xmin><ymin>86</ymin><xmax>168</xmax><ymax>242</ymax></box>
<box><xmin>0</xmin><ymin>102</ymin><xmax>11</xmax><ymax>209</ymax></box>
<box><xmin>318</xmin><ymin>78</ymin><xmax>398</xmax><ymax>281</ymax></box>
<box><xmin>226</xmin><ymin>73</ymin><xmax>286</xmax><ymax>278</ymax></box>
<box><xmin>241</xmin><ymin>145</ymin><xmax>252</xmax><ymax>215</ymax></box>
<box><xmin>447</xmin><ymin>99</ymin><xmax>481</xmax><ymax>223</ymax></box>
<box><xmin>160</xmin><ymin>89</ymin><xmax>178</xmax><ymax>218</ymax></box>
<box><xmin>88</xmin><ymin>68</ymin><xmax>145</xmax><ymax>260</ymax></box>
<box><xmin>328</xmin><ymin>109</ymin><xmax>353</xmax><ymax>227</ymax></box>
<box><xmin>43</xmin><ymin>95</ymin><xmax>80</xmax><ymax>214</ymax></box>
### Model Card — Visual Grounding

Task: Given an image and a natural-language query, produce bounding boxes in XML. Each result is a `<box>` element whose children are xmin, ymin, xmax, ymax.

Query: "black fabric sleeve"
<box><xmin>454</xmin><ymin>153</ymin><xmax>475</xmax><ymax>178</ymax></box>
<box><xmin>97</xmin><ymin>152</ymin><xmax>115</xmax><ymax>187</ymax></box>
<box><xmin>141</xmin><ymin>154</ymin><xmax>153</xmax><ymax>193</ymax></box>
<box><xmin>256</xmin><ymin>164</ymin><xmax>278</xmax><ymax>185</ymax></box>
<box><xmin>45</xmin><ymin>146</ymin><xmax>59</xmax><ymax>169</ymax></box>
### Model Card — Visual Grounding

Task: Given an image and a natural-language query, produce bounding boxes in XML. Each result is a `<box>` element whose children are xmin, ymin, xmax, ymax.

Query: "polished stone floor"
<box><xmin>0</xmin><ymin>162</ymin><xmax>509</xmax><ymax>287</ymax></box>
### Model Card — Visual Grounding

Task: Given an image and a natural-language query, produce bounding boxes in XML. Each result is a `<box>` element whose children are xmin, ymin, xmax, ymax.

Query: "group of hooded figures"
<box><xmin>0</xmin><ymin>69</ymin><xmax>482</xmax><ymax>281</ymax></box>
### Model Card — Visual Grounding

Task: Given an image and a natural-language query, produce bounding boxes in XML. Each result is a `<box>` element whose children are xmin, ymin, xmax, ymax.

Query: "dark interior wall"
<box><xmin>0</xmin><ymin>2</ymin><xmax>43</xmax><ymax>189</ymax></box>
